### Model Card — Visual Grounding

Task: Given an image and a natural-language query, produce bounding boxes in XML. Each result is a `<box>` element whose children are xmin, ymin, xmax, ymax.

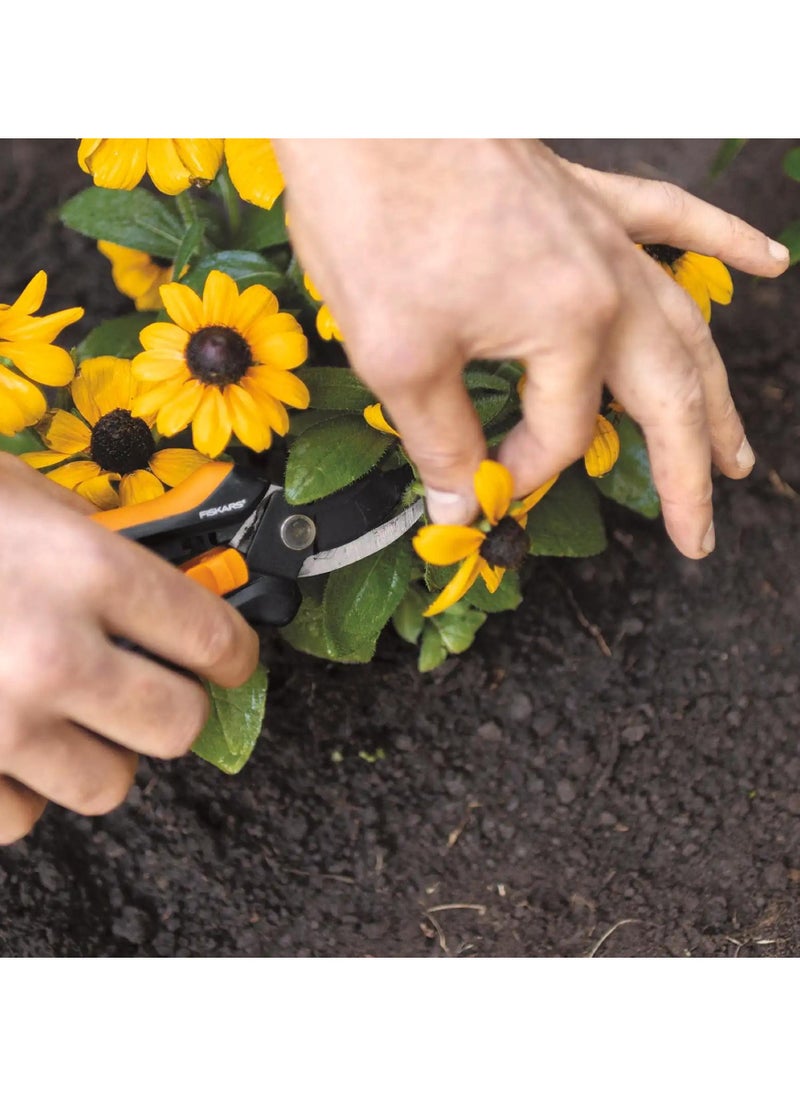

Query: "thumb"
<box><xmin>369</xmin><ymin>371</ymin><xmax>487</xmax><ymax>525</ymax></box>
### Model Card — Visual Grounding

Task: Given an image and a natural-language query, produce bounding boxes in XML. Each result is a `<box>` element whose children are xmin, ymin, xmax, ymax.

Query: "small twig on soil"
<box><xmin>426</xmin><ymin>903</ymin><xmax>487</xmax><ymax>915</ymax></box>
<box><xmin>768</xmin><ymin>469</ymin><xmax>798</xmax><ymax>499</ymax></box>
<box><xmin>446</xmin><ymin>800</ymin><xmax>481</xmax><ymax>849</ymax></box>
<box><xmin>421</xmin><ymin>911</ymin><xmax>450</xmax><ymax>954</ymax></box>
<box><xmin>586</xmin><ymin>918</ymin><xmax>643</xmax><ymax>957</ymax></box>
<box><xmin>552</xmin><ymin>573</ymin><xmax>612</xmax><ymax>657</ymax></box>
<box><xmin>261</xmin><ymin>846</ymin><xmax>354</xmax><ymax>885</ymax></box>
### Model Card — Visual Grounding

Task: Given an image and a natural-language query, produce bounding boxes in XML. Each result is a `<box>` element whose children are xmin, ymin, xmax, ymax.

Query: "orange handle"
<box><xmin>90</xmin><ymin>462</ymin><xmax>233</xmax><ymax>532</ymax></box>
<box><xmin>180</xmin><ymin>546</ymin><xmax>250</xmax><ymax>597</ymax></box>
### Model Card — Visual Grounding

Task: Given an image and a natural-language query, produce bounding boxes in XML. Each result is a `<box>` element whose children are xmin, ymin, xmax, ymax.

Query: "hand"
<box><xmin>0</xmin><ymin>454</ymin><xmax>259</xmax><ymax>844</ymax></box>
<box><xmin>275</xmin><ymin>138</ymin><xmax>789</xmax><ymax>558</ymax></box>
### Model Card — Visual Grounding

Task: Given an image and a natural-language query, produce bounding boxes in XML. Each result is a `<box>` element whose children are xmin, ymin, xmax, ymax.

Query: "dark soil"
<box><xmin>2</xmin><ymin>139</ymin><xmax>800</xmax><ymax>958</ymax></box>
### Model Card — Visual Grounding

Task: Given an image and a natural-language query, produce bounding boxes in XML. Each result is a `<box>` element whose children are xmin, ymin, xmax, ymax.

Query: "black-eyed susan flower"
<box><xmin>131</xmin><ymin>271</ymin><xmax>310</xmax><ymax>458</ymax></box>
<box><xmin>0</xmin><ymin>271</ymin><xmax>83</xmax><ymax>436</ymax></box>
<box><xmin>78</xmin><ymin>139</ymin><xmax>223</xmax><ymax>195</ymax></box>
<box><xmin>20</xmin><ymin>357</ymin><xmax>210</xmax><ymax>509</ymax></box>
<box><xmin>583</xmin><ymin>414</ymin><xmax>620</xmax><ymax>478</ymax></box>
<box><xmin>98</xmin><ymin>241</ymin><xmax>175</xmax><ymax>311</ymax></box>
<box><xmin>640</xmin><ymin>244</ymin><xmax>732</xmax><ymax>322</ymax></box>
<box><xmin>224</xmin><ymin>139</ymin><xmax>284</xmax><ymax>210</ymax></box>
<box><xmin>363</xmin><ymin>402</ymin><xmax>399</xmax><ymax>437</ymax></box>
<box><xmin>303</xmin><ymin>273</ymin><xmax>343</xmax><ymax>342</ymax></box>
<box><xmin>413</xmin><ymin>459</ymin><xmax>557</xmax><ymax>616</ymax></box>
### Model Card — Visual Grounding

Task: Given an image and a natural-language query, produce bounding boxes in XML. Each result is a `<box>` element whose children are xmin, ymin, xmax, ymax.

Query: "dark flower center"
<box><xmin>90</xmin><ymin>409</ymin><xmax>155</xmax><ymax>475</ymax></box>
<box><xmin>149</xmin><ymin>254</ymin><xmax>172</xmax><ymax>269</ymax></box>
<box><xmin>479</xmin><ymin>515</ymin><xmax>529</xmax><ymax>569</ymax></box>
<box><xmin>185</xmin><ymin>325</ymin><xmax>253</xmax><ymax>387</ymax></box>
<box><xmin>642</xmin><ymin>244</ymin><xmax>686</xmax><ymax>267</ymax></box>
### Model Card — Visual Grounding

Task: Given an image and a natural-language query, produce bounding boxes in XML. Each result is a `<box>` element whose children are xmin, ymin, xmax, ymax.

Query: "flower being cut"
<box><xmin>413</xmin><ymin>459</ymin><xmax>557</xmax><ymax>616</ymax></box>
<box><xmin>131</xmin><ymin>270</ymin><xmax>309</xmax><ymax>457</ymax></box>
<box><xmin>0</xmin><ymin>271</ymin><xmax>84</xmax><ymax>436</ymax></box>
<box><xmin>640</xmin><ymin>244</ymin><xmax>732</xmax><ymax>322</ymax></box>
<box><xmin>98</xmin><ymin>241</ymin><xmax>175</xmax><ymax>311</ymax></box>
<box><xmin>78</xmin><ymin>139</ymin><xmax>223</xmax><ymax>195</ymax></box>
<box><xmin>224</xmin><ymin>140</ymin><xmax>285</xmax><ymax>211</ymax></box>
<box><xmin>303</xmin><ymin>273</ymin><xmax>343</xmax><ymax>342</ymax></box>
<box><xmin>19</xmin><ymin>357</ymin><xmax>210</xmax><ymax>509</ymax></box>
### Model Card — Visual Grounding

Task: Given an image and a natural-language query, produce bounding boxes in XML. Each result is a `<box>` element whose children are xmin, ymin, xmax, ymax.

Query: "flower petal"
<box><xmin>19</xmin><ymin>450</ymin><xmax>74</xmax><ymax>470</ymax></box>
<box><xmin>46</xmin><ymin>459</ymin><xmax>101</xmax><ymax>489</ymax></box>
<box><xmin>202</xmin><ymin>270</ymin><xmax>240</xmax><ymax>327</ymax></box>
<box><xmin>42</xmin><ymin>409</ymin><xmax>92</xmax><ymax>454</ymax></box>
<box><xmin>119</xmin><ymin>469</ymin><xmax>165</xmax><ymax>507</ymax></box>
<box><xmin>1</xmin><ymin>342</ymin><xmax>75</xmax><ymax>386</ymax></box>
<box><xmin>316</xmin><ymin>304</ymin><xmax>343</xmax><ymax>342</ymax></box>
<box><xmin>73</xmin><ymin>356</ymin><xmax>135</xmax><ymax>423</ymax></box>
<box><xmin>516</xmin><ymin>474</ymin><xmax>558</xmax><ymax>515</ymax></box>
<box><xmin>474</xmin><ymin>460</ymin><xmax>514</xmax><ymax>525</ymax></box>
<box><xmin>76</xmin><ymin>473</ymin><xmax>121</xmax><ymax>509</ymax></box>
<box><xmin>131</xmin><ymin>350</ymin><xmax>191</xmax><ymax>384</ymax></box>
<box><xmin>233</xmin><ymin>284</ymin><xmax>279</xmax><ymax>333</ymax></box>
<box><xmin>239</xmin><ymin>378</ymin><xmax>290</xmax><ymax>434</ymax></box>
<box><xmin>685</xmin><ymin>252</ymin><xmax>733</xmax><ymax>305</ymax></box>
<box><xmin>583</xmin><ymin>415</ymin><xmax>620</xmax><ymax>478</ymax></box>
<box><xmin>364</xmin><ymin>403</ymin><xmax>399</xmax><ymax>437</ymax></box>
<box><xmin>159</xmin><ymin>282</ymin><xmax>204</xmax><ymax>332</ymax></box>
<box><xmin>0</xmin><ymin>363</ymin><xmax>46</xmax><ymax>431</ymax></box>
<box><xmin>423</xmin><ymin>554</ymin><xmax>483</xmax><ymax>617</ymax></box>
<box><xmin>250</xmin><ymin>329</ymin><xmax>308</xmax><ymax>371</ymax></box>
<box><xmin>478</xmin><ymin>558</ymin><xmax>504</xmax><ymax>594</ymax></box>
<box><xmin>172</xmin><ymin>139</ymin><xmax>223</xmax><ymax>185</ymax></box>
<box><xmin>412</xmin><ymin>523</ymin><xmax>485</xmax><ymax>566</ymax></box>
<box><xmin>138</xmin><ymin>322</ymin><xmax>189</xmax><ymax>354</ymax></box>
<box><xmin>246</xmin><ymin>366</ymin><xmax>310</xmax><ymax>409</ymax></box>
<box><xmin>224</xmin><ymin>139</ymin><xmax>284</xmax><ymax>210</ymax></box>
<box><xmin>192</xmin><ymin>387</ymin><xmax>231</xmax><ymax>457</ymax></box>
<box><xmin>156</xmin><ymin>379</ymin><xmax>205</xmax><ymax>436</ymax></box>
<box><xmin>0</xmin><ymin>307</ymin><xmax>84</xmax><ymax>343</ymax></box>
<box><xmin>146</xmin><ymin>139</ymin><xmax>193</xmax><ymax>196</ymax></box>
<box><xmin>148</xmin><ymin>447</ymin><xmax>211</xmax><ymax>488</ymax></box>
<box><xmin>81</xmin><ymin>139</ymin><xmax>148</xmax><ymax>190</ymax></box>
<box><xmin>224</xmin><ymin>385</ymin><xmax>272</xmax><ymax>452</ymax></box>
<box><xmin>3</xmin><ymin>270</ymin><xmax>47</xmax><ymax>316</ymax></box>
<box><xmin>131</xmin><ymin>379</ymin><xmax>187</xmax><ymax>420</ymax></box>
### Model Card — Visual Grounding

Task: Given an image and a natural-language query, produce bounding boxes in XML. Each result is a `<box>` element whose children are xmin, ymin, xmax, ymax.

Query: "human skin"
<box><xmin>0</xmin><ymin>454</ymin><xmax>259</xmax><ymax>843</ymax></box>
<box><xmin>274</xmin><ymin>138</ymin><xmax>790</xmax><ymax>559</ymax></box>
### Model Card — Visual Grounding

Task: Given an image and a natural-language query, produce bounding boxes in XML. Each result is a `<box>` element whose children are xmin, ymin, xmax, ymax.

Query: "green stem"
<box><xmin>175</xmin><ymin>190</ymin><xmax>196</xmax><ymax>228</ymax></box>
<box><xmin>217</xmin><ymin>167</ymin><xmax>242</xmax><ymax>242</ymax></box>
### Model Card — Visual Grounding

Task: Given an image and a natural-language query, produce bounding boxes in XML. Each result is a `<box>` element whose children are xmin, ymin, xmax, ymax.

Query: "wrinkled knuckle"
<box><xmin>655</xmin><ymin>181</ymin><xmax>687</xmax><ymax>226</ymax></box>
<box><xmin>192</xmin><ymin>611</ymin><xmax>239</xmax><ymax>675</ymax></box>
<box><xmin>548</xmin><ymin>261</ymin><xmax>620</xmax><ymax>327</ymax></box>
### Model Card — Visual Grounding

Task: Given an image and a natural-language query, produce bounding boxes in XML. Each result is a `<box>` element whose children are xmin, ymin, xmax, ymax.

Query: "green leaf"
<box><xmin>323</xmin><ymin>536</ymin><xmax>412</xmax><ymax>653</ymax></box>
<box><xmin>280</xmin><ymin>586</ymin><xmax>377</xmax><ymax>663</ymax></box>
<box><xmin>172</xmin><ymin>221</ymin><xmax>205</xmax><ymax>282</ymax></box>
<box><xmin>235</xmin><ymin>195</ymin><xmax>289</xmax><ymax>250</ymax></box>
<box><xmin>297</xmin><ymin>366</ymin><xmax>375</xmax><ymax>411</ymax></box>
<box><xmin>60</xmin><ymin>187</ymin><xmax>184</xmax><ymax>258</ymax></box>
<box><xmin>431</xmin><ymin>601</ymin><xmax>487</xmax><ymax>654</ymax></box>
<box><xmin>783</xmin><ymin>147</ymin><xmax>800</xmax><ymax>182</ymax></box>
<box><xmin>709</xmin><ymin>139</ymin><xmax>748</xmax><ymax>180</ymax></box>
<box><xmin>594</xmin><ymin>414</ymin><xmax>660</xmax><ymax>518</ymax></box>
<box><xmin>192</xmin><ymin>664</ymin><xmax>268</xmax><ymax>775</ymax></box>
<box><xmin>0</xmin><ymin>427</ymin><xmax>44</xmax><ymax>455</ymax></box>
<box><xmin>75</xmin><ymin>312</ymin><xmax>157</xmax><ymax>363</ymax></box>
<box><xmin>284</xmin><ymin>414</ymin><xmax>392</xmax><ymax>504</ymax></box>
<box><xmin>418</xmin><ymin>625</ymin><xmax>448</xmax><ymax>672</ymax></box>
<box><xmin>392</xmin><ymin>584</ymin><xmax>429</xmax><ymax>644</ymax></box>
<box><xmin>778</xmin><ymin>219</ymin><xmax>800</xmax><ymax>266</ymax></box>
<box><xmin>464</xmin><ymin>568</ymin><xmax>522</xmax><ymax>613</ymax></box>
<box><xmin>181</xmin><ymin>250</ymin><xmax>286</xmax><ymax>294</ymax></box>
<box><xmin>527</xmin><ymin>464</ymin><xmax>607</xmax><ymax>557</ymax></box>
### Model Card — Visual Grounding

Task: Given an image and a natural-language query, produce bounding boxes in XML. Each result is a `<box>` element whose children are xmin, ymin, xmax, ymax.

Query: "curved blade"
<box><xmin>298</xmin><ymin>499</ymin><xmax>425</xmax><ymax>577</ymax></box>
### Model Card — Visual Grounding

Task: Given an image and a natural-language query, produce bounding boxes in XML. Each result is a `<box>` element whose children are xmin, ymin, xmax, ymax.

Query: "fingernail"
<box><xmin>736</xmin><ymin>436</ymin><xmax>755</xmax><ymax>471</ymax></box>
<box><xmin>768</xmin><ymin>238</ymin><xmax>790</xmax><ymax>263</ymax></box>
<box><xmin>425</xmin><ymin>486</ymin><xmax>474</xmax><ymax>525</ymax></box>
<box><xmin>701</xmin><ymin>521</ymin><xmax>716</xmax><ymax>556</ymax></box>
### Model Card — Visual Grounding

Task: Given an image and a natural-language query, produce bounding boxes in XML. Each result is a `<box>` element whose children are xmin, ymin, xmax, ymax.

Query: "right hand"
<box><xmin>0</xmin><ymin>453</ymin><xmax>260</xmax><ymax>844</ymax></box>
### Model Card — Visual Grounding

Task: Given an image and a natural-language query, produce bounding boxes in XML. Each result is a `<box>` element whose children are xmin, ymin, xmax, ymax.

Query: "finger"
<box><xmin>84</xmin><ymin>530</ymin><xmax>260</xmax><ymax>689</ymax></box>
<box><xmin>61</xmin><ymin>638</ymin><xmax>210</xmax><ymax>760</ymax></box>
<box><xmin>638</xmin><ymin>251</ymin><xmax>755</xmax><ymax>480</ymax></box>
<box><xmin>0</xmin><ymin>775</ymin><xmax>46</xmax><ymax>845</ymax></box>
<box><xmin>564</xmin><ymin>163</ymin><xmax>789</xmax><ymax>276</ymax></box>
<box><xmin>605</xmin><ymin>275</ymin><xmax>715</xmax><ymax>559</ymax></box>
<box><xmin>497</xmin><ymin>339</ymin><xmax>604</xmax><ymax>497</ymax></box>
<box><xmin>358</xmin><ymin>350</ymin><xmax>487</xmax><ymax>525</ymax></box>
<box><xmin>6</xmin><ymin>719</ymin><xmax>138</xmax><ymax>817</ymax></box>
<box><xmin>0</xmin><ymin>452</ymin><xmax>96</xmax><ymax>514</ymax></box>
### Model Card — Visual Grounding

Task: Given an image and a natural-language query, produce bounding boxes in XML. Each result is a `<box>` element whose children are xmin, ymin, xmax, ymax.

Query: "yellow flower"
<box><xmin>130</xmin><ymin>270</ymin><xmax>310</xmax><ymax>457</ymax></box>
<box><xmin>363</xmin><ymin>403</ymin><xmax>399</xmax><ymax>437</ymax></box>
<box><xmin>224</xmin><ymin>140</ymin><xmax>284</xmax><ymax>210</ymax></box>
<box><xmin>98</xmin><ymin>241</ymin><xmax>175</xmax><ymax>311</ymax></box>
<box><xmin>303</xmin><ymin>273</ymin><xmax>343</xmax><ymax>342</ymax></box>
<box><xmin>19</xmin><ymin>357</ymin><xmax>211</xmax><ymax>509</ymax></box>
<box><xmin>583</xmin><ymin>414</ymin><xmax>620</xmax><ymax>478</ymax></box>
<box><xmin>639</xmin><ymin>244</ymin><xmax>732</xmax><ymax>322</ymax></box>
<box><xmin>0</xmin><ymin>271</ymin><xmax>84</xmax><ymax>436</ymax></box>
<box><xmin>413</xmin><ymin>459</ymin><xmax>557</xmax><ymax>617</ymax></box>
<box><xmin>78</xmin><ymin>139</ymin><xmax>223</xmax><ymax>195</ymax></box>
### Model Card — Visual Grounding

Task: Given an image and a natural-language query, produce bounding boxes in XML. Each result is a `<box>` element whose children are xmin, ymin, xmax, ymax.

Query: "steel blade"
<box><xmin>298</xmin><ymin>499</ymin><xmax>425</xmax><ymax>577</ymax></box>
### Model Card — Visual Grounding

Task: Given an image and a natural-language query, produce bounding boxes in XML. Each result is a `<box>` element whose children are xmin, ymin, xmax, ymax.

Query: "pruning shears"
<box><xmin>91</xmin><ymin>461</ymin><xmax>424</xmax><ymax>628</ymax></box>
